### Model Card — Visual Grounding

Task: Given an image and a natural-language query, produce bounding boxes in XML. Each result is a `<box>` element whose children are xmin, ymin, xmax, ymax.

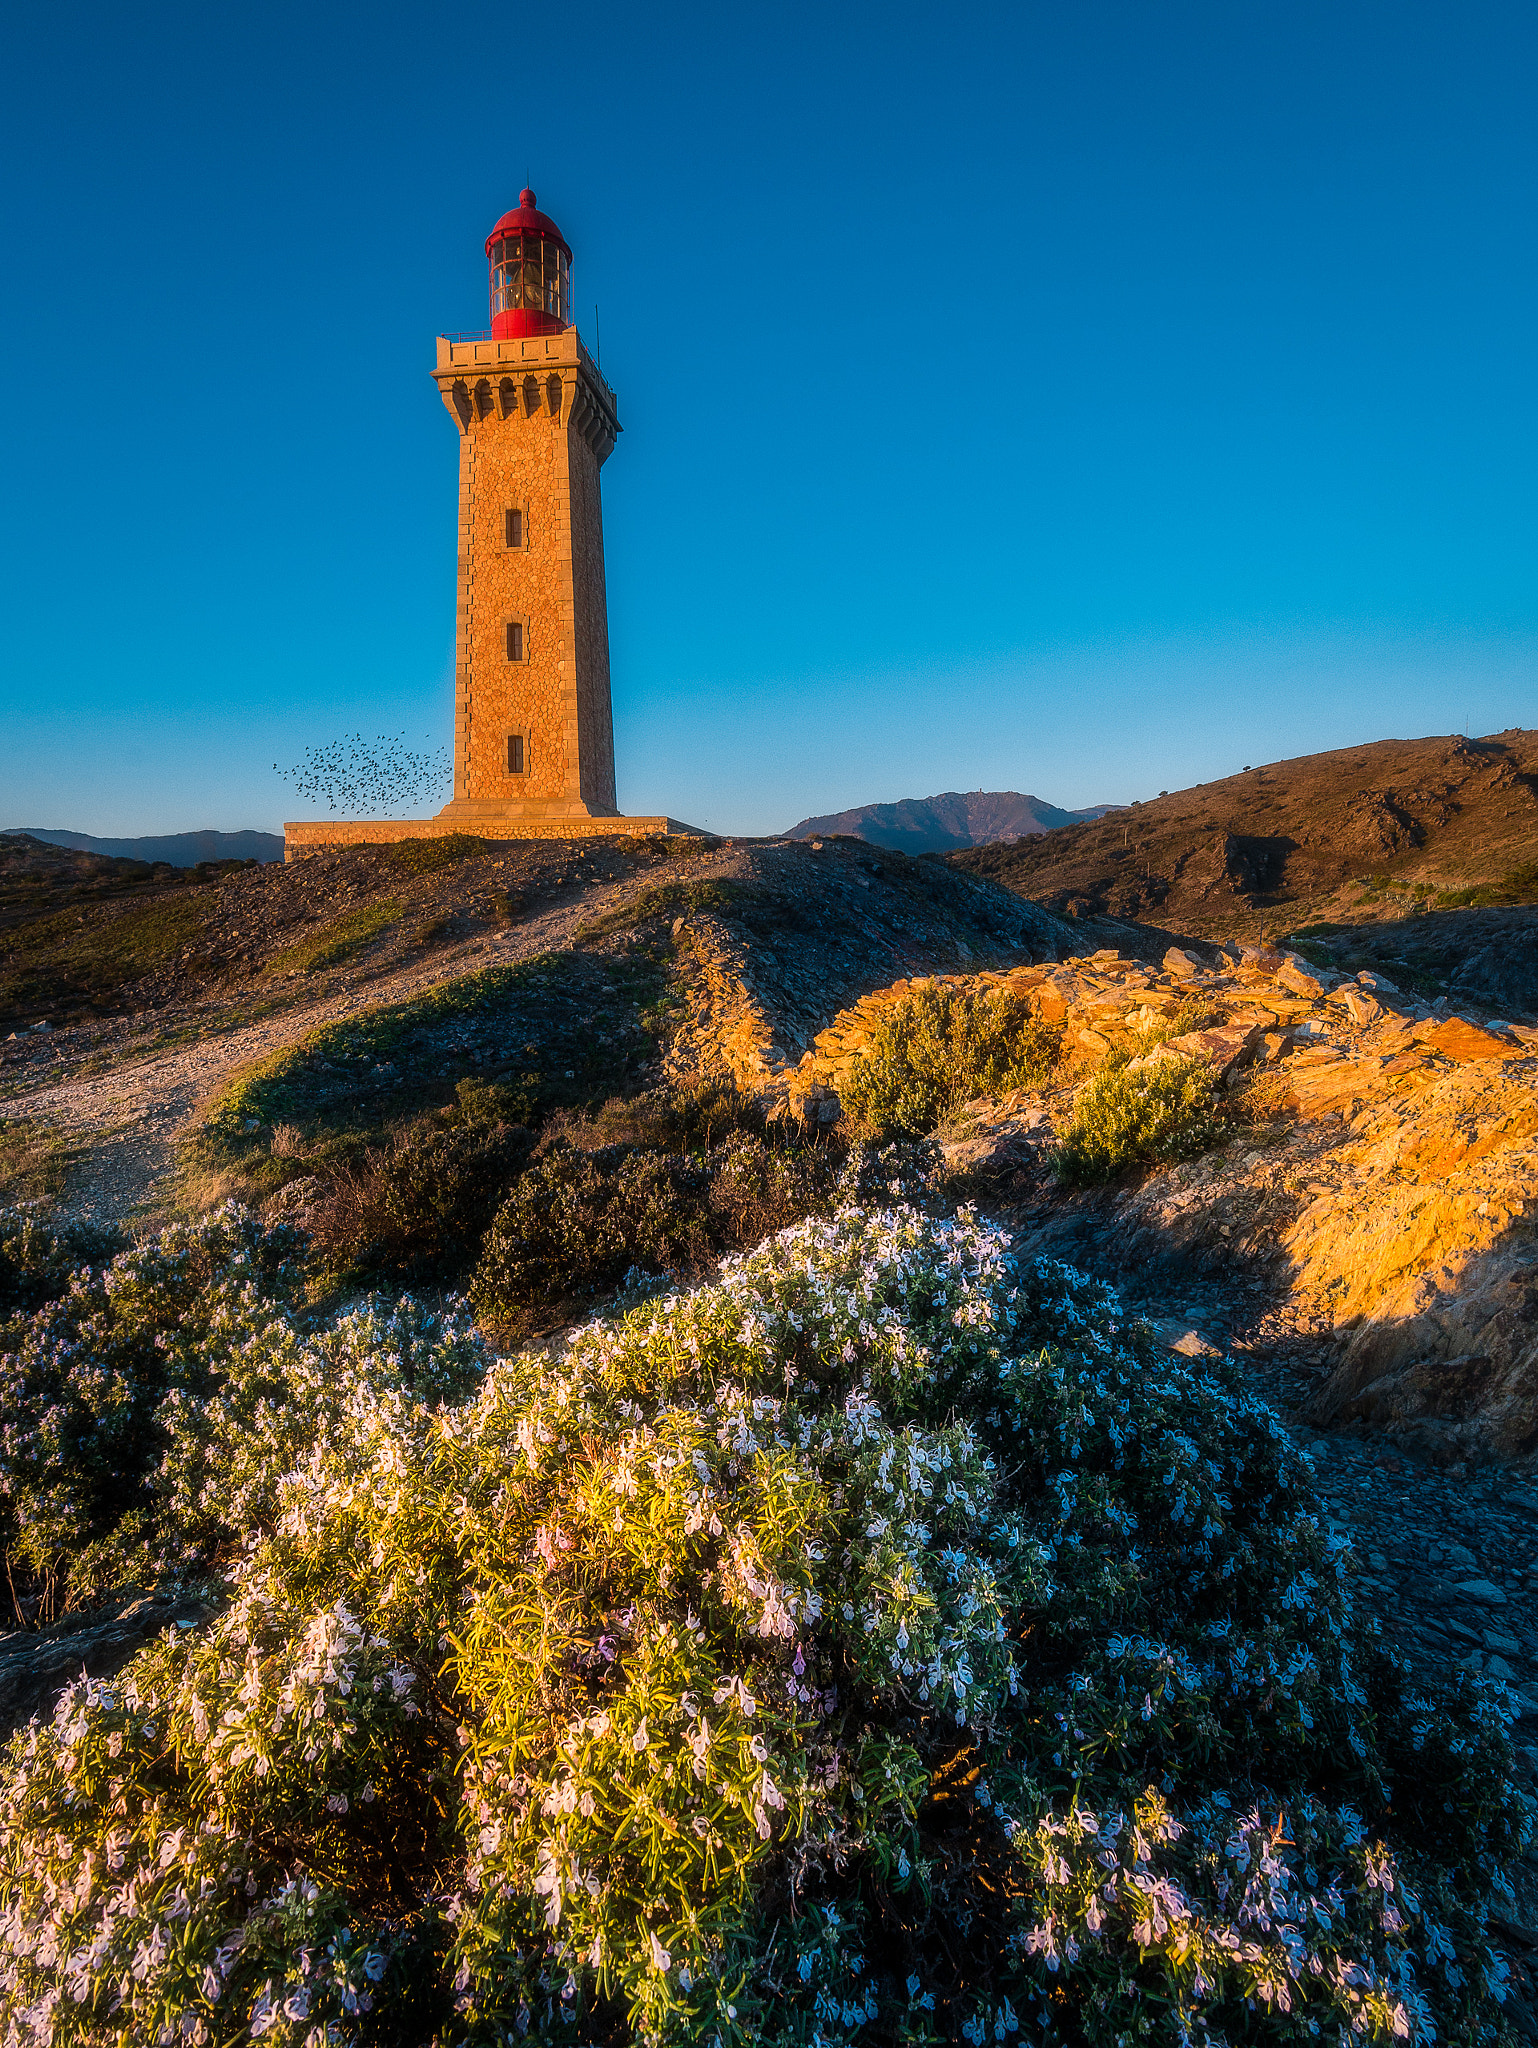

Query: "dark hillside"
<box><xmin>951</xmin><ymin>729</ymin><xmax>1538</xmax><ymax>941</ymax></box>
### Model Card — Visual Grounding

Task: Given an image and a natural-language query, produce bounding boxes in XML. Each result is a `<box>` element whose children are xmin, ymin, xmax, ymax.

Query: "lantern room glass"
<box><xmin>490</xmin><ymin>235</ymin><xmax>569</xmax><ymax>324</ymax></box>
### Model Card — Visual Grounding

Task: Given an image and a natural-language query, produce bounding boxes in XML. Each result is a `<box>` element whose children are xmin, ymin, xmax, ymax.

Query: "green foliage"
<box><xmin>839</xmin><ymin>984</ymin><xmax>1063</xmax><ymax>1138</ymax></box>
<box><xmin>0</xmin><ymin>1209</ymin><xmax>310</xmax><ymax>1610</ymax></box>
<box><xmin>305</xmin><ymin>1080</ymin><xmax>536</xmax><ymax>1282</ymax></box>
<box><xmin>1435</xmin><ymin>860</ymin><xmax>1538</xmax><ymax>909</ymax></box>
<box><xmin>260</xmin><ymin>900</ymin><xmax>402</xmax><ymax>978</ymax></box>
<box><xmin>1053</xmin><ymin>1053</ymin><xmax>1226</xmax><ymax>1184</ymax></box>
<box><xmin>0</xmin><ymin>1210</ymin><xmax>123</xmax><ymax>1317</ymax></box>
<box><xmin>0</xmin><ymin>1206</ymin><xmax>1525</xmax><ymax>2045</ymax></box>
<box><xmin>469</xmin><ymin>1130</ymin><xmax>834</xmax><ymax>1335</ymax></box>
<box><xmin>0</xmin><ymin>1206</ymin><xmax>483</xmax><ymax>1620</ymax></box>
<box><xmin>383</xmin><ymin>833</ymin><xmax>489</xmax><ymax>875</ymax></box>
<box><xmin>190</xmin><ymin>949</ymin><xmax>669</xmax><ymax>1190</ymax></box>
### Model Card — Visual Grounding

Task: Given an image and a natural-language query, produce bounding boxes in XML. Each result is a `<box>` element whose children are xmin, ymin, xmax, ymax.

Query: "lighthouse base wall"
<box><xmin>282</xmin><ymin>813</ymin><xmax>704</xmax><ymax>862</ymax></box>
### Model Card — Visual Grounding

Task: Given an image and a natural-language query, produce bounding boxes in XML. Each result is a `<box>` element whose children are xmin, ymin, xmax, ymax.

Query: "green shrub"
<box><xmin>0</xmin><ymin>1209</ymin><xmax>310</xmax><ymax>1611</ymax></box>
<box><xmin>470</xmin><ymin>1131</ymin><xmax>834</xmax><ymax>1335</ymax></box>
<box><xmin>0</xmin><ymin>1207</ymin><xmax>1523</xmax><ymax>2044</ymax></box>
<box><xmin>839</xmin><ymin>983</ymin><xmax>1062</xmax><ymax>1138</ymax></box>
<box><xmin>537</xmin><ymin>1076</ymin><xmax>765</xmax><ymax>1157</ymax></box>
<box><xmin>305</xmin><ymin>1085</ymin><xmax>536</xmax><ymax>1282</ymax></box>
<box><xmin>1435</xmin><ymin>860</ymin><xmax>1538</xmax><ymax>910</ymax></box>
<box><xmin>1054</xmin><ymin>1053</ymin><xmax>1226</xmax><ymax>1184</ymax></box>
<box><xmin>384</xmin><ymin>833</ymin><xmax>488</xmax><ymax>875</ymax></box>
<box><xmin>0</xmin><ymin>1210</ymin><xmax>123</xmax><ymax>1317</ymax></box>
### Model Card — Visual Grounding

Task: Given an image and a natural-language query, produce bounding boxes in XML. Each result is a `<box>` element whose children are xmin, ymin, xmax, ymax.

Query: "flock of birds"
<box><xmin>273</xmin><ymin>733</ymin><xmax>452</xmax><ymax>816</ymax></box>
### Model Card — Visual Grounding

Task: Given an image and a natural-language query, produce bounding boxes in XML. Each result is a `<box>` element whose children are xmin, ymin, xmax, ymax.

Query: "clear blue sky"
<box><xmin>2</xmin><ymin>0</ymin><xmax>1535</xmax><ymax>837</ymax></box>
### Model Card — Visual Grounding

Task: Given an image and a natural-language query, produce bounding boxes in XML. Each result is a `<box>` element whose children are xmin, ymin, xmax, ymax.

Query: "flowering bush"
<box><xmin>0</xmin><ymin>1207</ymin><xmax>484</xmax><ymax>1614</ymax></box>
<box><xmin>1053</xmin><ymin>1054</ymin><xmax>1227</xmax><ymax>1185</ymax></box>
<box><xmin>0</xmin><ymin>1203</ymin><xmax>1528</xmax><ymax>2046</ymax></box>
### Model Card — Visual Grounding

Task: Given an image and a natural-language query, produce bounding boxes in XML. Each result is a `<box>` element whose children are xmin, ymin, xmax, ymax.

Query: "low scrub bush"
<box><xmin>839</xmin><ymin>983</ymin><xmax>1062</xmax><ymax>1138</ymax></box>
<box><xmin>304</xmin><ymin>1087</ymin><xmax>536</xmax><ymax>1282</ymax></box>
<box><xmin>0</xmin><ymin>1207</ymin><xmax>485</xmax><ymax>1618</ymax></box>
<box><xmin>1054</xmin><ymin>1053</ymin><xmax>1226</xmax><ymax>1184</ymax></box>
<box><xmin>537</xmin><ymin>1077</ymin><xmax>765</xmax><ymax>1156</ymax></box>
<box><xmin>470</xmin><ymin>1130</ymin><xmax>834</xmax><ymax>1335</ymax></box>
<box><xmin>0</xmin><ymin>1206</ymin><xmax>1524</xmax><ymax>2045</ymax></box>
<box><xmin>0</xmin><ymin>1211</ymin><xmax>123</xmax><ymax>1318</ymax></box>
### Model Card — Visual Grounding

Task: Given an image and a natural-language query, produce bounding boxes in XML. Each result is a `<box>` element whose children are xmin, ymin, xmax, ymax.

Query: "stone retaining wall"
<box><xmin>283</xmin><ymin>816</ymin><xmax>695</xmax><ymax>861</ymax></box>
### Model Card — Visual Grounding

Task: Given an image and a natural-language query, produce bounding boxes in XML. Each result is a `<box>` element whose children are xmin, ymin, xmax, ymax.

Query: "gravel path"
<box><xmin>0</xmin><ymin>855</ymin><xmax>738</xmax><ymax>1226</ymax></box>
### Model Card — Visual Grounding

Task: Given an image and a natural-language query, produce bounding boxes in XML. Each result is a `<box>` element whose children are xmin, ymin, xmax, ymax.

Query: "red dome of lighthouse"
<box><xmin>487</xmin><ymin>188</ymin><xmax>572</xmax><ymax>340</ymax></box>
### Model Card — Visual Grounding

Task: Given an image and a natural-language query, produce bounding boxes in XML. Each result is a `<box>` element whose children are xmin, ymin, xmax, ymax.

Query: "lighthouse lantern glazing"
<box><xmin>488</xmin><ymin>188</ymin><xmax>572</xmax><ymax>339</ymax></box>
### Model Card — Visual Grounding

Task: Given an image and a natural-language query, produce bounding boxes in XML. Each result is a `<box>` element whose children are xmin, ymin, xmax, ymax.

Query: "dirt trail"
<box><xmin>0</xmin><ymin>858</ymin><xmax>718</xmax><ymax>1226</ymax></box>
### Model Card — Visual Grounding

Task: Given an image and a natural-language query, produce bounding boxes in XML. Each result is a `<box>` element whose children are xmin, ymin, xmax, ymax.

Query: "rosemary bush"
<box><xmin>0</xmin><ymin>1203</ymin><xmax>1526</xmax><ymax>2045</ymax></box>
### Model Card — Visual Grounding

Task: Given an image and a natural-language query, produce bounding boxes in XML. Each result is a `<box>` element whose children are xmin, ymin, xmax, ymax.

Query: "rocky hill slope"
<box><xmin>3</xmin><ymin>824</ymin><xmax>1538</xmax><ymax>1960</ymax></box>
<box><xmin>786</xmin><ymin>788</ymin><xmax>1115</xmax><ymax>852</ymax></box>
<box><xmin>951</xmin><ymin>728</ymin><xmax>1538</xmax><ymax>962</ymax></box>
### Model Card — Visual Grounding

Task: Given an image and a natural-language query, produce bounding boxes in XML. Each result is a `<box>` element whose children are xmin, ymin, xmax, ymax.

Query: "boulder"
<box><xmin>1276</xmin><ymin>955</ymin><xmax>1330</xmax><ymax>999</ymax></box>
<box><xmin>1162</xmin><ymin>947</ymin><xmax>1208</xmax><ymax>975</ymax></box>
<box><xmin>1342</xmin><ymin>987</ymin><xmax>1384</xmax><ymax>1026</ymax></box>
<box><xmin>1417</xmin><ymin>1017</ymin><xmax>1520</xmax><ymax>1063</ymax></box>
<box><xmin>1146</xmin><ymin>1020</ymin><xmax>1267</xmax><ymax>1081</ymax></box>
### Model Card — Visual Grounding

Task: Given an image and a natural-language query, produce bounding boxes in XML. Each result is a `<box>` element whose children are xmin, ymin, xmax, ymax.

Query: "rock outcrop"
<box><xmin>753</xmin><ymin>941</ymin><xmax>1538</xmax><ymax>1469</ymax></box>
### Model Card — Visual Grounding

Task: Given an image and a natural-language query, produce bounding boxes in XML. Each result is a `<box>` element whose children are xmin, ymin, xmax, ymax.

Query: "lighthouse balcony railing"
<box><xmin>438</xmin><ymin>329</ymin><xmax>617</xmax><ymax>417</ymax></box>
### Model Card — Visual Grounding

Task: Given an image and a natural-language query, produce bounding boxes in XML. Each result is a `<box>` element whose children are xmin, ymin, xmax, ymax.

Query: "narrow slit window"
<box><xmin>508</xmin><ymin>734</ymin><xmax>526</xmax><ymax>775</ymax></box>
<box><xmin>505</xmin><ymin>506</ymin><xmax>523</xmax><ymax>548</ymax></box>
<box><xmin>506</xmin><ymin>620</ymin><xmax>524</xmax><ymax>661</ymax></box>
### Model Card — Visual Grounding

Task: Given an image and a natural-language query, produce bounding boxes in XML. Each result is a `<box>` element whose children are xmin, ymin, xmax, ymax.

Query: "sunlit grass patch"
<box><xmin>1434</xmin><ymin>859</ymin><xmax>1538</xmax><ymax>909</ymax></box>
<box><xmin>259</xmin><ymin>900</ymin><xmax>402</xmax><ymax>978</ymax></box>
<box><xmin>382</xmin><ymin>833</ymin><xmax>488</xmax><ymax>876</ymax></box>
<box><xmin>0</xmin><ymin>1118</ymin><xmax>79</xmax><ymax>1202</ymax></box>
<box><xmin>187</xmin><ymin>948</ymin><xmax>674</xmax><ymax>1196</ymax></box>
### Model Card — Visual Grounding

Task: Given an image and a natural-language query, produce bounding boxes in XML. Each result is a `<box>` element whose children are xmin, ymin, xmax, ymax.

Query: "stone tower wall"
<box><xmin>568</xmin><ymin>426</ymin><xmax>618</xmax><ymax>813</ymax></box>
<box><xmin>434</xmin><ymin>331</ymin><xmax>619</xmax><ymax>820</ymax></box>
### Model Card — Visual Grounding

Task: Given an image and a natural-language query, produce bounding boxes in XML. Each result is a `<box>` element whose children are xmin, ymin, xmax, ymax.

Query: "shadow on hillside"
<box><xmin>1298</xmin><ymin>904</ymin><xmax>1538</xmax><ymax>1017</ymax></box>
<box><xmin>998</xmin><ymin>1152</ymin><xmax>1538</xmax><ymax>1469</ymax></box>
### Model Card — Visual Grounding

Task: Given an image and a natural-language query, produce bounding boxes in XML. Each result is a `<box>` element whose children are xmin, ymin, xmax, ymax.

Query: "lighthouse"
<box><xmin>282</xmin><ymin>190</ymin><xmax>693</xmax><ymax>858</ymax></box>
<box><xmin>432</xmin><ymin>189</ymin><xmax>624</xmax><ymax>825</ymax></box>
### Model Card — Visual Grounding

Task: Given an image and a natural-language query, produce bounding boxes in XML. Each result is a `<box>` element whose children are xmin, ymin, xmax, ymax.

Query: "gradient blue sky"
<box><xmin>2</xmin><ymin>0</ymin><xmax>1535</xmax><ymax>837</ymax></box>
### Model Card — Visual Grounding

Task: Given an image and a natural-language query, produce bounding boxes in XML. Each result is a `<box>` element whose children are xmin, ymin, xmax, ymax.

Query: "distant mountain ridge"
<box><xmin>784</xmin><ymin>790</ymin><xmax>1118</xmax><ymax>855</ymax></box>
<box><xmin>8</xmin><ymin>828</ymin><xmax>285</xmax><ymax>867</ymax></box>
